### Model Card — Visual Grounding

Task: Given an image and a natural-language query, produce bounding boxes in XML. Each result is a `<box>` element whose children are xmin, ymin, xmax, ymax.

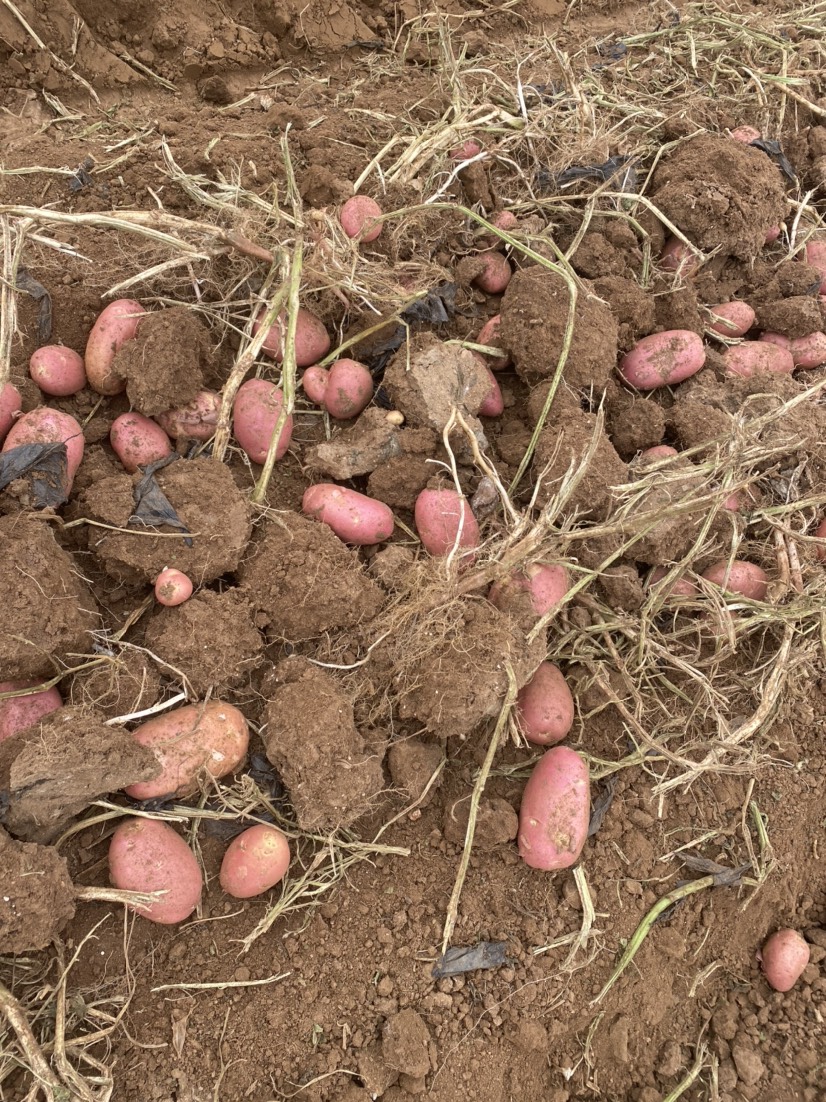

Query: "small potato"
<box><xmin>489</xmin><ymin>562</ymin><xmax>569</xmax><ymax>618</ymax></box>
<box><xmin>730</xmin><ymin>125</ymin><xmax>761</xmax><ymax>143</ymax></box>
<box><xmin>155</xmin><ymin>390</ymin><xmax>220</xmax><ymax>442</ymax></box>
<box><xmin>619</xmin><ymin>330</ymin><xmax>706</xmax><ymax>390</ymax></box>
<box><xmin>814</xmin><ymin>517</ymin><xmax>826</xmax><ymax>562</ymax></box>
<box><xmin>478</xmin><ymin>366</ymin><xmax>504</xmax><ymax>417</ymax></box>
<box><xmin>0</xmin><ymin>680</ymin><xmax>62</xmax><ymax>744</ymax></box>
<box><xmin>154</xmin><ymin>568</ymin><xmax>193</xmax><ymax>607</ymax></box>
<box><xmin>725</xmin><ymin>341</ymin><xmax>794</xmax><ymax>377</ymax></box>
<box><xmin>647</xmin><ymin>566</ymin><xmax>697</xmax><ymax>598</ymax></box>
<box><xmin>233</xmin><ymin>379</ymin><xmax>294</xmax><ymax>464</ymax></box>
<box><xmin>110</xmin><ymin>412</ymin><xmax>173</xmax><ymax>473</ymax></box>
<box><xmin>324</xmin><ymin>359</ymin><xmax>374</xmax><ymax>419</ymax></box>
<box><xmin>0</xmin><ymin>382</ymin><xmax>21</xmax><ymax>444</ymax></box>
<box><xmin>702</xmin><ymin>559</ymin><xmax>769</xmax><ymax>601</ymax></box>
<box><xmin>476</xmin><ymin>314</ymin><xmax>510</xmax><ymax>370</ymax></box>
<box><xmin>660</xmin><ymin>237</ymin><xmax>699</xmax><ymax>277</ymax></box>
<box><xmin>255</xmin><ymin>307</ymin><xmax>331</xmax><ymax>367</ymax></box>
<box><xmin>84</xmin><ymin>299</ymin><xmax>146</xmax><ymax>395</ymax></box>
<box><xmin>518</xmin><ymin>746</ymin><xmax>590</xmax><ymax>871</ymax></box>
<box><xmin>789</xmin><ymin>331</ymin><xmax>826</xmax><ymax>369</ymax></box>
<box><xmin>340</xmin><ymin>195</ymin><xmax>383</xmax><ymax>243</ymax></box>
<box><xmin>638</xmin><ymin>445</ymin><xmax>678</xmax><ymax>463</ymax></box>
<box><xmin>108</xmin><ymin>818</ymin><xmax>202</xmax><ymax>925</ymax></box>
<box><xmin>414</xmin><ymin>489</ymin><xmax>480</xmax><ymax>559</ymax></box>
<box><xmin>764</xmin><ymin>225</ymin><xmax>782</xmax><ymax>244</ymax></box>
<box><xmin>302</xmin><ymin>365</ymin><xmax>329</xmax><ymax>406</ymax></box>
<box><xmin>2</xmin><ymin>408</ymin><xmax>84</xmax><ymax>492</ymax></box>
<box><xmin>759</xmin><ymin>929</ymin><xmax>810</xmax><ymax>992</ymax></box>
<box><xmin>707</xmin><ymin>302</ymin><xmax>755</xmax><ymax>338</ymax></box>
<box><xmin>29</xmin><ymin>346</ymin><xmax>86</xmax><ymax>396</ymax></box>
<box><xmin>450</xmin><ymin>139</ymin><xmax>482</xmax><ymax>160</ymax></box>
<box><xmin>516</xmin><ymin>662</ymin><xmax>574</xmax><ymax>746</ymax></box>
<box><xmin>302</xmin><ymin>483</ymin><xmax>394</xmax><ymax>545</ymax></box>
<box><xmin>124</xmin><ymin>700</ymin><xmax>249</xmax><ymax>800</ymax></box>
<box><xmin>491</xmin><ymin>210</ymin><xmax>518</xmax><ymax>232</ymax></box>
<box><xmin>220</xmin><ymin>824</ymin><xmax>291</xmax><ymax>899</ymax></box>
<box><xmin>473</xmin><ymin>251</ymin><xmax>512</xmax><ymax>294</ymax></box>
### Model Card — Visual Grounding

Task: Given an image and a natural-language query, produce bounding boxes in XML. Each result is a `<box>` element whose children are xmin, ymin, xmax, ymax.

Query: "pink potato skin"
<box><xmin>725</xmin><ymin>341</ymin><xmax>795</xmax><ymax>378</ymax></box>
<box><xmin>414</xmin><ymin>489</ymin><xmax>480</xmax><ymax>558</ymax></box>
<box><xmin>707</xmin><ymin>302</ymin><xmax>755</xmax><ymax>338</ymax></box>
<box><xmin>3</xmin><ymin>408</ymin><xmax>84</xmax><ymax>490</ymax></box>
<box><xmin>324</xmin><ymin>359</ymin><xmax>374</xmax><ymax>419</ymax></box>
<box><xmin>804</xmin><ymin>239</ymin><xmax>826</xmax><ymax>294</ymax></box>
<box><xmin>730</xmin><ymin>125</ymin><xmax>761</xmax><ymax>143</ymax></box>
<box><xmin>815</xmin><ymin>517</ymin><xmax>826</xmax><ymax>562</ymax></box>
<box><xmin>518</xmin><ymin>746</ymin><xmax>590</xmax><ymax>871</ymax></box>
<box><xmin>759</xmin><ymin>929</ymin><xmax>811</xmax><ymax>992</ymax></box>
<box><xmin>302</xmin><ymin>484</ymin><xmax>394</xmax><ymax>545</ymax></box>
<box><xmin>660</xmin><ymin>237</ymin><xmax>699</xmax><ymax>277</ymax></box>
<box><xmin>516</xmin><ymin>662</ymin><xmax>575</xmax><ymax>746</ymax></box>
<box><xmin>110</xmin><ymin>413</ymin><xmax>173</xmax><ymax>473</ymax></box>
<box><xmin>108</xmin><ymin>818</ymin><xmax>202</xmax><ymax>925</ymax></box>
<box><xmin>759</xmin><ymin>332</ymin><xmax>791</xmax><ymax>351</ymax></box>
<box><xmin>220</xmin><ymin>824</ymin><xmax>291</xmax><ymax>899</ymax></box>
<box><xmin>154</xmin><ymin>568</ymin><xmax>193</xmax><ymax>607</ymax></box>
<box><xmin>474</xmin><ymin>251</ymin><xmax>512</xmax><ymax>294</ymax></box>
<box><xmin>789</xmin><ymin>331</ymin><xmax>826</xmax><ymax>369</ymax></box>
<box><xmin>340</xmin><ymin>196</ymin><xmax>383</xmax><ymax>243</ymax></box>
<box><xmin>702</xmin><ymin>560</ymin><xmax>769</xmax><ymax>601</ymax></box>
<box><xmin>639</xmin><ymin>445</ymin><xmax>678</xmax><ymax>462</ymax></box>
<box><xmin>647</xmin><ymin>566</ymin><xmax>698</xmax><ymax>598</ymax></box>
<box><xmin>764</xmin><ymin>225</ymin><xmax>782</xmax><ymax>244</ymax></box>
<box><xmin>619</xmin><ymin>330</ymin><xmax>706</xmax><ymax>390</ymax></box>
<box><xmin>0</xmin><ymin>382</ymin><xmax>22</xmax><ymax>444</ymax></box>
<box><xmin>29</xmin><ymin>346</ymin><xmax>87</xmax><ymax>396</ymax></box>
<box><xmin>84</xmin><ymin>299</ymin><xmax>145</xmax><ymax>395</ymax></box>
<box><xmin>478</xmin><ymin>366</ymin><xmax>504</xmax><ymax>417</ymax></box>
<box><xmin>155</xmin><ymin>390</ymin><xmax>220</xmax><ymax>442</ymax></box>
<box><xmin>450</xmin><ymin>139</ymin><xmax>482</xmax><ymax>160</ymax></box>
<box><xmin>489</xmin><ymin>563</ymin><xmax>569</xmax><ymax>618</ymax></box>
<box><xmin>0</xmin><ymin>681</ymin><xmax>62</xmax><ymax>744</ymax></box>
<box><xmin>302</xmin><ymin>366</ymin><xmax>329</xmax><ymax>406</ymax></box>
<box><xmin>256</xmin><ymin>307</ymin><xmax>331</xmax><ymax>367</ymax></box>
<box><xmin>124</xmin><ymin>701</ymin><xmax>249</xmax><ymax>800</ymax></box>
<box><xmin>233</xmin><ymin>379</ymin><xmax>293</xmax><ymax>464</ymax></box>
<box><xmin>477</xmin><ymin>315</ymin><xmax>510</xmax><ymax>370</ymax></box>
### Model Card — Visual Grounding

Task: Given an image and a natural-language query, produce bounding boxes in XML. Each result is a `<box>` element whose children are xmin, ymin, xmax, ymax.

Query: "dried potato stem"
<box><xmin>0</xmin><ymin>981</ymin><xmax>67</xmax><ymax>1102</ymax></box>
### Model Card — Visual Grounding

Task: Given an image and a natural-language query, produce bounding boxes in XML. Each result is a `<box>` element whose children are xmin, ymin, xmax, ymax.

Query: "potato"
<box><xmin>302</xmin><ymin>365</ymin><xmax>329</xmax><ymax>406</ymax></box>
<box><xmin>647</xmin><ymin>566</ymin><xmax>697</xmax><ymax>598</ymax></box>
<box><xmin>233</xmin><ymin>379</ymin><xmax>294</xmax><ymax>464</ymax></box>
<box><xmin>340</xmin><ymin>196</ymin><xmax>383</xmax><ymax>243</ymax></box>
<box><xmin>219</xmin><ymin>823</ymin><xmax>291</xmax><ymax>899</ymax></box>
<box><xmin>764</xmin><ymin>225</ymin><xmax>782</xmax><ymax>244</ymax></box>
<box><xmin>414</xmin><ymin>489</ymin><xmax>480</xmax><ymax>558</ymax></box>
<box><xmin>0</xmin><ymin>680</ymin><xmax>62</xmax><ymax>744</ymax></box>
<box><xmin>815</xmin><ymin>517</ymin><xmax>826</xmax><ymax>562</ymax></box>
<box><xmin>730</xmin><ymin>125</ymin><xmax>761</xmax><ymax>143</ymax></box>
<box><xmin>702</xmin><ymin>559</ymin><xmax>769</xmax><ymax>601</ymax></box>
<box><xmin>474</xmin><ymin>251</ymin><xmax>512</xmax><ymax>294</ymax></box>
<box><xmin>619</xmin><ymin>330</ymin><xmax>706</xmax><ymax>390</ymax></box>
<box><xmin>638</xmin><ymin>445</ymin><xmax>678</xmax><ymax>463</ymax></box>
<box><xmin>790</xmin><ymin>331</ymin><xmax>826</xmax><ymax>369</ymax></box>
<box><xmin>302</xmin><ymin>483</ymin><xmax>394</xmax><ymax>545</ymax></box>
<box><xmin>155</xmin><ymin>390</ymin><xmax>220</xmax><ymax>442</ymax></box>
<box><xmin>516</xmin><ymin>662</ymin><xmax>574</xmax><ymax>746</ymax></box>
<box><xmin>324</xmin><ymin>359</ymin><xmax>374</xmax><ymax>419</ymax></box>
<box><xmin>491</xmin><ymin>211</ymin><xmax>518</xmax><ymax>232</ymax></box>
<box><xmin>255</xmin><ymin>307</ymin><xmax>331</xmax><ymax>367</ymax></box>
<box><xmin>804</xmin><ymin>238</ymin><xmax>826</xmax><ymax>294</ymax></box>
<box><xmin>759</xmin><ymin>332</ymin><xmax>791</xmax><ymax>351</ymax></box>
<box><xmin>29</xmin><ymin>346</ymin><xmax>86</xmax><ymax>396</ymax></box>
<box><xmin>154</xmin><ymin>568</ymin><xmax>193</xmax><ymax>607</ymax></box>
<box><xmin>478</xmin><ymin>365</ymin><xmax>504</xmax><ymax>417</ymax></box>
<box><xmin>108</xmin><ymin>817</ymin><xmax>202</xmax><ymax>924</ymax></box>
<box><xmin>110</xmin><ymin>412</ymin><xmax>173</xmax><ymax>473</ymax></box>
<box><xmin>476</xmin><ymin>315</ymin><xmax>509</xmax><ymax>370</ymax></box>
<box><xmin>2</xmin><ymin>408</ymin><xmax>84</xmax><ymax>492</ymax></box>
<box><xmin>725</xmin><ymin>341</ymin><xmax>794</xmax><ymax>377</ymax></box>
<box><xmin>124</xmin><ymin>700</ymin><xmax>249</xmax><ymax>800</ymax></box>
<box><xmin>84</xmin><ymin>299</ymin><xmax>146</xmax><ymax>395</ymax></box>
<box><xmin>660</xmin><ymin>237</ymin><xmax>699</xmax><ymax>277</ymax></box>
<box><xmin>707</xmin><ymin>302</ymin><xmax>755</xmax><ymax>338</ymax></box>
<box><xmin>450</xmin><ymin>139</ymin><xmax>482</xmax><ymax>160</ymax></box>
<box><xmin>759</xmin><ymin>929</ymin><xmax>810</xmax><ymax>992</ymax></box>
<box><xmin>518</xmin><ymin>746</ymin><xmax>590</xmax><ymax>870</ymax></box>
<box><xmin>0</xmin><ymin>382</ymin><xmax>21</xmax><ymax>444</ymax></box>
<box><xmin>489</xmin><ymin>562</ymin><xmax>569</xmax><ymax>617</ymax></box>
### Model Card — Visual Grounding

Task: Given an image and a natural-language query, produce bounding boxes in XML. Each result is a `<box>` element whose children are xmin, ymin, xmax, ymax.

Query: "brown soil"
<box><xmin>113</xmin><ymin>307</ymin><xmax>211</xmax><ymax>416</ymax></box>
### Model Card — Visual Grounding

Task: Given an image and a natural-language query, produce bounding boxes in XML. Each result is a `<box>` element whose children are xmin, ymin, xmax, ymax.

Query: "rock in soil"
<box><xmin>0</xmin><ymin>827</ymin><xmax>76</xmax><ymax>953</ymax></box>
<box><xmin>112</xmin><ymin>306</ymin><xmax>210</xmax><ymax>416</ymax></box>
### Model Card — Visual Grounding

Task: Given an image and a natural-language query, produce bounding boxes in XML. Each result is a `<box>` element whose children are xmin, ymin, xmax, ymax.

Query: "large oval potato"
<box><xmin>302</xmin><ymin>483</ymin><xmax>394</xmax><ymax>545</ymax></box>
<box><xmin>619</xmin><ymin>330</ymin><xmax>706</xmax><ymax>390</ymax></box>
<box><xmin>84</xmin><ymin>299</ymin><xmax>146</xmax><ymax>395</ymax></box>
<box><xmin>489</xmin><ymin>562</ymin><xmax>569</xmax><ymax>618</ymax></box>
<box><xmin>324</xmin><ymin>359</ymin><xmax>374</xmax><ymax>420</ymax></box>
<box><xmin>124</xmin><ymin>701</ymin><xmax>249</xmax><ymax>800</ymax></box>
<box><xmin>518</xmin><ymin>746</ymin><xmax>590</xmax><ymax>870</ymax></box>
<box><xmin>233</xmin><ymin>379</ymin><xmax>294</xmax><ymax>464</ymax></box>
<box><xmin>29</xmin><ymin>346</ymin><xmax>87</xmax><ymax>396</ymax></box>
<box><xmin>760</xmin><ymin>929</ymin><xmax>810</xmax><ymax>992</ymax></box>
<box><xmin>516</xmin><ymin>662</ymin><xmax>574</xmax><ymax>746</ymax></box>
<box><xmin>707</xmin><ymin>302</ymin><xmax>755</xmax><ymax>338</ymax></box>
<box><xmin>0</xmin><ymin>382</ymin><xmax>22</xmax><ymax>445</ymax></box>
<box><xmin>725</xmin><ymin>341</ymin><xmax>794</xmax><ymax>377</ymax></box>
<box><xmin>414</xmin><ymin>489</ymin><xmax>480</xmax><ymax>559</ymax></box>
<box><xmin>108</xmin><ymin>817</ymin><xmax>202</xmax><ymax>924</ymax></box>
<box><xmin>110</xmin><ymin>412</ymin><xmax>173</xmax><ymax>473</ymax></box>
<box><xmin>220</xmin><ymin>823</ymin><xmax>291</xmax><ymax>899</ymax></box>
<box><xmin>2</xmin><ymin>408</ymin><xmax>85</xmax><ymax>493</ymax></box>
<box><xmin>702</xmin><ymin>559</ymin><xmax>768</xmax><ymax>601</ymax></box>
<box><xmin>804</xmin><ymin>238</ymin><xmax>826</xmax><ymax>293</ymax></box>
<box><xmin>790</xmin><ymin>331</ymin><xmax>826</xmax><ymax>369</ymax></box>
<box><xmin>0</xmin><ymin>680</ymin><xmax>62</xmax><ymax>743</ymax></box>
<box><xmin>255</xmin><ymin>307</ymin><xmax>331</xmax><ymax>367</ymax></box>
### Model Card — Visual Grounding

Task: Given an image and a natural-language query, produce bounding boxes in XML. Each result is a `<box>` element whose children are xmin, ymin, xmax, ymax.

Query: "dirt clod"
<box><xmin>0</xmin><ymin>828</ymin><xmax>76</xmax><ymax>953</ymax></box>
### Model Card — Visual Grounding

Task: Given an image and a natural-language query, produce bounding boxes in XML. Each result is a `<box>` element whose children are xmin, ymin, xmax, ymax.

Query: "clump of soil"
<box><xmin>0</xmin><ymin>827</ymin><xmax>76</xmax><ymax>953</ymax></box>
<box><xmin>112</xmin><ymin>307</ymin><xmax>209</xmax><ymax>416</ymax></box>
<box><xmin>144</xmin><ymin>588</ymin><xmax>263</xmax><ymax>695</ymax></box>
<box><xmin>262</xmin><ymin>659</ymin><xmax>385</xmax><ymax>831</ymax></box>
<box><xmin>620</xmin><ymin>457</ymin><xmax>707</xmax><ymax>565</ymax></box>
<box><xmin>387</xmin><ymin>737</ymin><xmax>443</xmax><ymax>806</ymax></box>
<box><xmin>307</xmin><ymin>408</ymin><xmax>402</xmax><ymax>480</ymax></box>
<box><xmin>382</xmin><ymin>1009</ymin><xmax>433</xmax><ymax>1081</ymax></box>
<box><xmin>753</xmin><ymin>296</ymin><xmax>823</xmax><ymax>337</ymax></box>
<box><xmin>75</xmin><ymin>457</ymin><xmax>251</xmax><ymax>585</ymax></box>
<box><xmin>367</xmin><ymin>429</ymin><xmax>441</xmax><ymax>511</ymax></box>
<box><xmin>0</xmin><ymin>515</ymin><xmax>99</xmax><ymax>680</ymax></box>
<box><xmin>593</xmin><ymin>275</ymin><xmax>657</xmax><ymax>350</ymax></box>
<box><xmin>69</xmin><ymin>650</ymin><xmax>162</xmax><ymax>719</ymax></box>
<box><xmin>0</xmin><ymin>706</ymin><xmax>159</xmax><ymax>843</ymax></box>
<box><xmin>605</xmin><ymin>385</ymin><xmax>666</xmax><ymax>457</ymax></box>
<box><xmin>443</xmin><ymin>795</ymin><xmax>518</xmax><ymax>848</ymax></box>
<box><xmin>238</xmin><ymin>511</ymin><xmax>383</xmax><ymax>642</ymax></box>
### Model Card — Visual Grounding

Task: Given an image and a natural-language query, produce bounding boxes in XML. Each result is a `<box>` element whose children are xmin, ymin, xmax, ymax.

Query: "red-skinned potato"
<box><xmin>473</xmin><ymin>252</ymin><xmax>512</xmax><ymax>294</ymax></box>
<box><xmin>707</xmin><ymin>302</ymin><xmax>755</xmax><ymax>338</ymax></box>
<box><xmin>302</xmin><ymin>483</ymin><xmax>394</xmax><ymax>545</ymax></box>
<box><xmin>491</xmin><ymin>210</ymin><xmax>518</xmax><ymax>232</ymax></box>
<box><xmin>220</xmin><ymin>824</ymin><xmax>291</xmax><ymax>899</ymax></box>
<box><xmin>29</xmin><ymin>346</ymin><xmax>86</xmax><ymax>396</ymax></box>
<box><xmin>638</xmin><ymin>445</ymin><xmax>679</xmax><ymax>463</ymax></box>
<box><xmin>516</xmin><ymin>663</ymin><xmax>574</xmax><ymax>746</ymax></box>
<box><xmin>3</xmin><ymin>408</ymin><xmax>84</xmax><ymax>492</ymax></box>
<box><xmin>619</xmin><ymin>331</ymin><xmax>705</xmax><ymax>390</ymax></box>
<box><xmin>108</xmin><ymin>818</ymin><xmax>202</xmax><ymax>925</ymax></box>
<box><xmin>155</xmin><ymin>390</ymin><xmax>220</xmax><ymax>442</ymax></box>
<box><xmin>814</xmin><ymin>517</ymin><xmax>826</xmax><ymax>562</ymax></box>
<box><xmin>804</xmin><ymin>239</ymin><xmax>826</xmax><ymax>294</ymax></box>
<box><xmin>0</xmin><ymin>382</ymin><xmax>21</xmax><ymax>444</ymax></box>
<box><xmin>233</xmin><ymin>379</ymin><xmax>293</xmax><ymax>464</ymax></box>
<box><xmin>764</xmin><ymin>225</ymin><xmax>782</xmax><ymax>244</ymax></box>
<box><xmin>518</xmin><ymin>746</ymin><xmax>590</xmax><ymax>871</ymax></box>
<box><xmin>154</xmin><ymin>568</ymin><xmax>193</xmax><ymax>607</ymax></box>
<box><xmin>450</xmin><ymin>139</ymin><xmax>482</xmax><ymax>160</ymax></box>
<box><xmin>124</xmin><ymin>701</ymin><xmax>249</xmax><ymax>800</ymax></box>
<box><xmin>302</xmin><ymin>366</ymin><xmax>330</xmax><ymax>406</ymax></box>
<box><xmin>477</xmin><ymin>315</ymin><xmax>510</xmax><ymax>370</ymax></box>
<box><xmin>84</xmin><ymin>299</ymin><xmax>146</xmax><ymax>395</ymax></box>
<box><xmin>0</xmin><ymin>680</ymin><xmax>62</xmax><ymax>744</ymax></box>
<box><xmin>759</xmin><ymin>929</ymin><xmax>810</xmax><ymax>992</ymax></box>
<box><xmin>478</xmin><ymin>366</ymin><xmax>504</xmax><ymax>417</ymax></box>
<box><xmin>254</xmin><ymin>307</ymin><xmax>331</xmax><ymax>367</ymax></box>
<box><xmin>324</xmin><ymin>359</ymin><xmax>374</xmax><ymax>419</ymax></box>
<box><xmin>702</xmin><ymin>560</ymin><xmax>769</xmax><ymax>600</ymax></box>
<box><xmin>660</xmin><ymin>236</ymin><xmax>700</xmax><ymax>277</ymax></box>
<box><xmin>759</xmin><ymin>331</ymin><xmax>791</xmax><ymax>351</ymax></box>
<box><xmin>414</xmin><ymin>489</ymin><xmax>480</xmax><ymax>559</ymax></box>
<box><xmin>730</xmin><ymin>125</ymin><xmax>761</xmax><ymax>143</ymax></box>
<box><xmin>489</xmin><ymin>562</ymin><xmax>569</xmax><ymax>617</ymax></box>
<box><xmin>110</xmin><ymin>412</ymin><xmax>173</xmax><ymax>473</ymax></box>
<box><xmin>647</xmin><ymin>566</ymin><xmax>698</xmax><ymax>598</ymax></box>
<box><xmin>340</xmin><ymin>195</ymin><xmax>383</xmax><ymax>243</ymax></box>
<box><xmin>725</xmin><ymin>341</ymin><xmax>794</xmax><ymax>378</ymax></box>
<box><xmin>789</xmin><ymin>331</ymin><xmax>826</xmax><ymax>369</ymax></box>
